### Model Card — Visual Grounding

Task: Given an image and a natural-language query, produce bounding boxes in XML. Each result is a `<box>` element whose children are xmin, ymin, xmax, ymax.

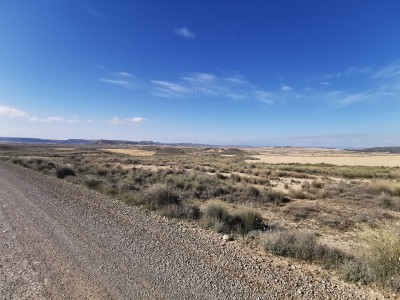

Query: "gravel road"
<box><xmin>0</xmin><ymin>162</ymin><xmax>389</xmax><ymax>299</ymax></box>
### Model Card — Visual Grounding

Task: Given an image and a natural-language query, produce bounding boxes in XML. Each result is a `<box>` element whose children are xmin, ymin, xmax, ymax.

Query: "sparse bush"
<box><xmin>140</xmin><ymin>184</ymin><xmax>180</xmax><ymax>210</ymax></box>
<box><xmin>215</xmin><ymin>172</ymin><xmax>227</xmax><ymax>180</ymax></box>
<box><xmin>85</xmin><ymin>178</ymin><xmax>103</xmax><ymax>189</ymax></box>
<box><xmin>247</xmin><ymin>186</ymin><xmax>261</xmax><ymax>198</ymax></box>
<box><xmin>311</xmin><ymin>180</ymin><xmax>324</xmax><ymax>189</ymax></box>
<box><xmin>120</xmin><ymin>193</ymin><xmax>141</xmax><ymax>205</ymax></box>
<box><xmin>263</xmin><ymin>189</ymin><xmax>287</xmax><ymax>204</ymax></box>
<box><xmin>201</xmin><ymin>200</ymin><xmax>263</xmax><ymax>234</ymax></box>
<box><xmin>263</xmin><ymin>230</ymin><xmax>347</xmax><ymax>267</ymax></box>
<box><xmin>288</xmin><ymin>189</ymin><xmax>311</xmax><ymax>200</ymax></box>
<box><xmin>202</xmin><ymin>200</ymin><xmax>230</xmax><ymax>221</ymax></box>
<box><xmin>341</xmin><ymin>259</ymin><xmax>372</xmax><ymax>284</ymax></box>
<box><xmin>362</xmin><ymin>223</ymin><xmax>400</xmax><ymax>291</ymax></box>
<box><xmin>370</xmin><ymin>181</ymin><xmax>400</xmax><ymax>197</ymax></box>
<box><xmin>56</xmin><ymin>167</ymin><xmax>76</xmax><ymax>179</ymax></box>
<box><xmin>160</xmin><ymin>204</ymin><xmax>201</xmax><ymax>220</ymax></box>
<box><xmin>96</xmin><ymin>168</ymin><xmax>108</xmax><ymax>176</ymax></box>
<box><xmin>230</xmin><ymin>174</ymin><xmax>241</xmax><ymax>182</ymax></box>
<box><xmin>375</xmin><ymin>193</ymin><xmax>400</xmax><ymax>211</ymax></box>
<box><xmin>235</xmin><ymin>207</ymin><xmax>263</xmax><ymax>234</ymax></box>
<box><xmin>301</xmin><ymin>181</ymin><xmax>311</xmax><ymax>189</ymax></box>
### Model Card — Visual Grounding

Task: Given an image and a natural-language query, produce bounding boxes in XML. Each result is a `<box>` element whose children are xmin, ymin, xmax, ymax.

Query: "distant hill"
<box><xmin>94</xmin><ymin>139</ymin><xmax>159</xmax><ymax>146</ymax></box>
<box><xmin>0</xmin><ymin>137</ymin><xmax>92</xmax><ymax>145</ymax></box>
<box><xmin>0</xmin><ymin>137</ymin><xmax>161</xmax><ymax>146</ymax></box>
<box><xmin>353</xmin><ymin>147</ymin><xmax>400</xmax><ymax>154</ymax></box>
<box><xmin>0</xmin><ymin>137</ymin><xmax>218</xmax><ymax>147</ymax></box>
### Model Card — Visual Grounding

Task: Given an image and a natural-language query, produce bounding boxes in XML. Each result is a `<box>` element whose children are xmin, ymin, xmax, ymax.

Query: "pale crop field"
<box><xmin>247</xmin><ymin>153</ymin><xmax>400</xmax><ymax>167</ymax></box>
<box><xmin>102</xmin><ymin>148</ymin><xmax>156</xmax><ymax>156</ymax></box>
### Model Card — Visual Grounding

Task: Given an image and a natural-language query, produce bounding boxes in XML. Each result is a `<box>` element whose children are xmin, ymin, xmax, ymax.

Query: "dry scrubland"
<box><xmin>1</xmin><ymin>144</ymin><xmax>400</xmax><ymax>297</ymax></box>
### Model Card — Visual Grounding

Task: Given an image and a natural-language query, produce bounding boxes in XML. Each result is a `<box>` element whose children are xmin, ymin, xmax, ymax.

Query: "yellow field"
<box><xmin>246</xmin><ymin>148</ymin><xmax>400</xmax><ymax>167</ymax></box>
<box><xmin>102</xmin><ymin>148</ymin><xmax>155</xmax><ymax>156</ymax></box>
<box><xmin>247</xmin><ymin>154</ymin><xmax>400</xmax><ymax>167</ymax></box>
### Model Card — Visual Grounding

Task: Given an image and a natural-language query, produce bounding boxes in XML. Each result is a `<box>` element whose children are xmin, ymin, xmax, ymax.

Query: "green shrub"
<box><xmin>230</xmin><ymin>174</ymin><xmax>241</xmax><ymax>182</ymax></box>
<box><xmin>375</xmin><ymin>193</ymin><xmax>400</xmax><ymax>211</ymax></box>
<box><xmin>288</xmin><ymin>189</ymin><xmax>311</xmax><ymax>200</ymax></box>
<box><xmin>263</xmin><ymin>189</ymin><xmax>288</xmax><ymax>204</ymax></box>
<box><xmin>201</xmin><ymin>201</ymin><xmax>263</xmax><ymax>234</ymax></box>
<box><xmin>263</xmin><ymin>230</ymin><xmax>347</xmax><ymax>267</ymax></box>
<box><xmin>247</xmin><ymin>186</ymin><xmax>261</xmax><ymax>198</ymax></box>
<box><xmin>341</xmin><ymin>260</ymin><xmax>372</xmax><ymax>284</ymax></box>
<box><xmin>141</xmin><ymin>184</ymin><xmax>180</xmax><ymax>210</ymax></box>
<box><xmin>85</xmin><ymin>178</ymin><xmax>103</xmax><ymax>189</ymax></box>
<box><xmin>96</xmin><ymin>168</ymin><xmax>109</xmax><ymax>176</ymax></box>
<box><xmin>235</xmin><ymin>208</ymin><xmax>263</xmax><ymax>234</ymax></box>
<box><xmin>56</xmin><ymin>167</ymin><xmax>76</xmax><ymax>179</ymax></box>
<box><xmin>120</xmin><ymin>193</ymin><xmax>141</xmax><ymax>205</ymax></box>
<box><xmin>202</xmin><ymin>200</ymin><xmax>230</xmax><ymax>221</ymax></box>
<box><xmin>160</xmin><ymin>204</ymin><xmax>201</xmax><ymax>220</ymax></box>
<box><xmin>370</xmin><ymin>181</ymin><xmax>400</xmax><ymax>196</ymax></box>
<box><xmin>363</xmin><ymin>224</ymin><xmax>400</xmax><ymax>291</ymax></box>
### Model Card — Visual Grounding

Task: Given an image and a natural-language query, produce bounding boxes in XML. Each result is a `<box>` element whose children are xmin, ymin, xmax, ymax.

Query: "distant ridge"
<box><xmin>0</xmin><ymin>137</ymin><xmax>91</xmax><ymax>145</ymax></box>
<box><xmin>354</xmin><ymin>147</ymin><xmax>400</xmax><ymax>154</ymax></box>
<box><xmin>0</xmin><ymin>137</ymin><xmax>217</xmax><ymax>147</ymax></box>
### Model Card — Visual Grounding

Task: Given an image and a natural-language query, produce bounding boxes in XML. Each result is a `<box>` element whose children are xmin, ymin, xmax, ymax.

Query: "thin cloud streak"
<box><xmin>151</xmin><ymin>80</ymin><xmax>188</xmax><ymax>93</ymax></box>
<box><xmin>174</xmin><ymin>27</ymin><xmax>195</xmax><ymax>39</ymax></box>
<box><xmin>0</xmin><ymin>105</ymin><xmax>27</xmax><ymax>118</ymax></box>
<box><xmin>373</xmin><ymin>61</ymin><xmax>400</xmax><ymax>79</ymax></box>
<box><xmin>98</xmin><ymin>60</ymin><xmax>400</xmax><ymax>108</ymax></box>
<box><xmin>107</xmin><ymin>117</ymin><xmax>146</xmax><ymax>126</ymax></box>
<box><xmin>99</xmin><ymin>71</ymin><xmax>137</xmax><ymax>89</ymax></box>
<box><xmin>29</xmin><ymin>116</ymin><xmax>81</xmax><ymax>124</ymax></box>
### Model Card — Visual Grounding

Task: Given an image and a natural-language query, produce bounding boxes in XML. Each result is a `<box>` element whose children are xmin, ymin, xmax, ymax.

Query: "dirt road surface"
<box><xmin>0</xmin><ymin>163</ymin><xmax>388</xmax><ymax>299</ymax></box>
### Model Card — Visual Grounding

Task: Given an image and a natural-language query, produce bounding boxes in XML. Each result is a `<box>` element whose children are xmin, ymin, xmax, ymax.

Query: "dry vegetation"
<box><xmin>1</xmin><ymin>144</ymin><xmax>400</xmax><ymax>295</ymax></box>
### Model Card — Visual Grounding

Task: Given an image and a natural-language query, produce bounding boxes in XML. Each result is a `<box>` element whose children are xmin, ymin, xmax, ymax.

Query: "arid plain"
<box><xmin>1</xmin><ymin>144</ymin><xmax>400</xmax><ymax>298</ymax></box>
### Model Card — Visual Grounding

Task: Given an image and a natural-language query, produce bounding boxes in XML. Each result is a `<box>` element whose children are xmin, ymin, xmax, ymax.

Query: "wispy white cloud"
<box><xmin>99</xmin><ymin>71</ymin><xmax>137</xmax><ymax>89</ymax></box>
<box><xmin>298</xmin><ymin>61</ymin><xmax>400</xmax><ymax>107</ymax></box>
<box><xmin>151</xmin><ymin>80</ymin><xmax>188</xmax><ymax>93</ymax></box>
<box><xmin>182</xmin><ymin>72</ymin><xmax>216</xmax><ymax>83</ymax></box>
<box><xmin>0</xmin><ymin>105</ymin><xmax>27</xmax><ymax>118</ymax></box>
<box><xmin>129</xmin><ymin>117</ymin><xmax>146</xmax><ymax>123</ymax></box>
<box><xmin>29</xmin><ymin>116</ymin><xmax>81</xmax><ymax>124</ymax></box>
<box><xmin>225</xmin><ymin>75</ymin><xmax>250</xmax><ymax>85</ymax></box>
<box><xmin>254</xmin><ymin>90</ymin><xmax>275</xmax><ymax>104</ymax></box>
<box><xmin>107</xmin><ymin>117</ymin><xmax>125</xmax><ymax>126</ymax></box>
<box><xmin>174</xmin><ymin>27</ymin><xmax>195</xmax><ymax>39</ymax></box>
<box><xmin>281</xmin><ymin>84</ymin><xmax>292</xmax><ymax>92</ymax></box>
<box><xmin>107</xmin><ymin>117</ymin><xmax>146</xmax><ymax>126</ymax></box>
<box><xmin>372</xmin><ymin>61</ymin><xmax>400</xmax><ymax>79</ymax></box>
<box><xmin>151</xmin><ymin>72</ymin><xmax>278</xmax><ymax>103</ymax></box>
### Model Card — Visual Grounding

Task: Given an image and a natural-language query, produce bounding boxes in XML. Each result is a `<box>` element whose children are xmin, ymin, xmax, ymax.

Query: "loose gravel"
<box><xmin>0</xmin><ymin>162</ymin><xmax>391</xmax><ymax>299</ymax></box>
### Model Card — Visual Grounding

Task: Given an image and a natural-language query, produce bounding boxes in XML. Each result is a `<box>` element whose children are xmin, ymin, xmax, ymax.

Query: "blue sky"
<box><xmin>1</xmin><ymin>1</ymin><xmax>400</xmax><ymax>147</ymax></box>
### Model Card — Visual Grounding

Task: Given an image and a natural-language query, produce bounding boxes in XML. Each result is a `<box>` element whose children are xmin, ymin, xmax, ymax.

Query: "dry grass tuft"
<box><xmin>262</xmin><ymin>230</ymin><xmax>348</xmax><ymax>268</ymax></box>
<box><xmin>362</xmin><ymin>223</ymin><xmax>400</xmax><ymax>291</ymax></box>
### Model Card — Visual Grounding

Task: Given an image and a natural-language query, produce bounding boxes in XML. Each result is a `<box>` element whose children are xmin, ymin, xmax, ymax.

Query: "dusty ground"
<box><xmin>0</xmin><ymin>162</ymin><xmax>391</xmax><ymax>299</ymax></box>
<box><xmin>2</xmin><ymin>144</ymin><xmax>400</xmax><ymax>298</ymax></box>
